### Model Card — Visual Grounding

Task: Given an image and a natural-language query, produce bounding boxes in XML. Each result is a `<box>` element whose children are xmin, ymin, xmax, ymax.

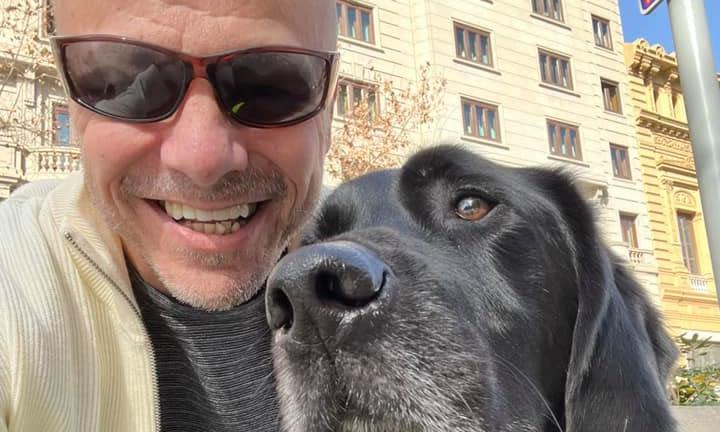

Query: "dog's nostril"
<box><xmin>314</xmin><ymin>264</ymin><xmax>384</xmax><ymax>309</ymax></box>
<box><xmin>315</xmin><ymin>271</ymin><xmax>342</xmax><ymax>304</ymax></box>
<box><xmin>268</xmin><ymin>288</ymin><xmax>294</xmax><ymax>331</ymax></box>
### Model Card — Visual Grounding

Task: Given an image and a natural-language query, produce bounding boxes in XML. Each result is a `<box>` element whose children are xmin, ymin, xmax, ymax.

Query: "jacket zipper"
<box><xmin>64</xmin><ymin>232</ymin><xmax>161</xmax><ymax>432</ymax></box>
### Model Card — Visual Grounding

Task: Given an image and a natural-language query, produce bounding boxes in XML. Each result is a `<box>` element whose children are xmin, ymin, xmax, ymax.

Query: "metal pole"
<box><xmin>667</xmin><ymin>0</ymin><xmax>720</xmax><ymax>300</ymax></box>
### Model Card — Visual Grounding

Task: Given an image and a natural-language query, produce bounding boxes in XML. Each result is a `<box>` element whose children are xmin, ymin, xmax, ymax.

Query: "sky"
<box><xmin>619</xmin><ymin>0</ymin><xmax>720</xmax><ymax>72</ymax></box>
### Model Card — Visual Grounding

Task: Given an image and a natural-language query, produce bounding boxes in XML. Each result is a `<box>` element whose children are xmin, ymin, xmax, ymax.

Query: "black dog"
<box><xmin>265</xmin><ymin>145</ymin><xmax>678</xmax><ymax>432</ymax></box>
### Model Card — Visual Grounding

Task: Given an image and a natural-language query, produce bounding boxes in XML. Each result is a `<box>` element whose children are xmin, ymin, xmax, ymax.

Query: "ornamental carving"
<box><xmin>654</xmin><ymin>135</ymin><xmax>691</xmax><ymax>153</ymax></box>
<box><xmin>658</xmin><ymin>155</ymin><xmax>696</xmax><ymax>172</ymax></box>
<box><xmin>674</xmin><ymin>191</ymin><xmax>696</xmax><ymax>208</ymax></box>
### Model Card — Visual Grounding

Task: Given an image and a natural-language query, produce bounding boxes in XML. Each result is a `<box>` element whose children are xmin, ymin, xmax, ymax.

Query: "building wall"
<box><xmin>625</xmin><ymin>39</ymin><xmax>720</xmax><ymax>364</ymax></box>
<box><xmin>0</xmin><ymin>0</ymin><xmax>78</xmax><ymax>200</ymax></box>
<box><xmin>333</xmin><ymin>0</ymin><xmax>659</xmax><ymax>298</ymax></box>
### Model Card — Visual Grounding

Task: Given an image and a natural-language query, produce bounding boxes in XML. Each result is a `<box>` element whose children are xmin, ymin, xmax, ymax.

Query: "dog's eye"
<box><xmin>455</xmin><ymin>196</ymin><xmax>492</xmax><ymax>221</ymax></box>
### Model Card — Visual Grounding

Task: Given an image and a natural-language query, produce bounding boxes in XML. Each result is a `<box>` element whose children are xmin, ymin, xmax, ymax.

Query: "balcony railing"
<box><xmin>609</xmin><ymin>243</ymin><xmax>654</xmax><ymax>269</ymax></box>
<box><xmin>628</xmin><ymin>248</ymin><xmax>653</xmax><ymax>267</ymax></box>
<box><xmin>689</xmin><ymin>275</ymin><xmax>709</xmax><ymax>293</ymax></box>
<box><xmin>25</xmin><ymin>146</ymin><xmax>82</xmax><ymax>180</ymax></box>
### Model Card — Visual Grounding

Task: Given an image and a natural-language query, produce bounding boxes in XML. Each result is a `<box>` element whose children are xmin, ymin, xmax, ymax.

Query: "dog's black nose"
<box><xmin>266</xmin><ymin>241</ymin><xmax>389</xmax><ymax>344</ymax></box>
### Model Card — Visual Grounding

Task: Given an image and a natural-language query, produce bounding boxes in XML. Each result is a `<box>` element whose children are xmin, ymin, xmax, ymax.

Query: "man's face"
<box><xmin>55</xmin><ymin>0</ymin><xmax>337</xmax><ymax>310</ymax></box>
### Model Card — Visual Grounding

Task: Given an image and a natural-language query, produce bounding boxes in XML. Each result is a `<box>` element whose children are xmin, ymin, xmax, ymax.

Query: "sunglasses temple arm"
<box><xmin>326</xmin><ymin>54</ymin><xmax>341</xmax><ymax>108</ymax></box>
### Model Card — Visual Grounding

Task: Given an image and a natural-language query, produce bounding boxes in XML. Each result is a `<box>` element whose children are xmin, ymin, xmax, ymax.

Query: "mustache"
<box><xmin>120</xmin><ymin>166</ymin><xmax>287</xmax><ymax>202</ymax></box>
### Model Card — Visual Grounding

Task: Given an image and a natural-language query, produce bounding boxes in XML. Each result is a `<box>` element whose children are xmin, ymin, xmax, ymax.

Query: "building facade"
<box><xmin>625</xmin><ymin>39</ymin><xmax>720</xmax><ymax>366</ymax></box>
<box><xmin>0</xmin><ymin>0</ymin><xmax>78</xmax><ymax>200</ymax></box>
<box><xmin>333</xmin><ymin>0</ymin><xmax>659</xmax><ymax>296</ymax></box>
<box><xmin>0</xmin><ymin>0</ymin><xmax>696</xmax><ymax>322</ymax></box>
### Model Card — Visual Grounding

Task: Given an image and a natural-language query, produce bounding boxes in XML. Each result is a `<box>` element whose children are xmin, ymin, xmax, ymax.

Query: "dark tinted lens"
<box><xmin>63</xmin><ymin>41</ymin><xmax>187</xmax><ymax>120</ymax></box>
<box><xmin>213</xmin><ymin>51</ymin><xmax>328</xmax><ymax>125</ymax></box>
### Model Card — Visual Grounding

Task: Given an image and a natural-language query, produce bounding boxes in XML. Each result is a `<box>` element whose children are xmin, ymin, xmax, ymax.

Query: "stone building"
<box><xmin>0</xmin><ymin>0</ymin><xmax>78</xmax><ymax>200</ymax></box>
<box><xmin>333</xmin><ymin>0</ymin><xmax>660</xmax><ymax>296</ymax></box>
<box><xmin>625</xmin><ymin>39</ymin><xmax>719</xmax><ymax>366</ymax></box>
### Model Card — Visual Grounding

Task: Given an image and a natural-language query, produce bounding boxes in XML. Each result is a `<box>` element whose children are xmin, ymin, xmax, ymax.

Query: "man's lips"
<box><xmin>140</xmin><ymin>197</ymin><xmax>272</xmax><ymax>249</ymax></box>
<box><xmin>160</xmin><ymin>200</ymin><xmax>259</xmax><ymax>235</ymax></box>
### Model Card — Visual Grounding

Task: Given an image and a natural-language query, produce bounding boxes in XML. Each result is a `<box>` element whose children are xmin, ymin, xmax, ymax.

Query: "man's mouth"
<box><xmin>158</xmin><ymin>200</ymin><xmax>262</xmax><ymax>235</ymax></box>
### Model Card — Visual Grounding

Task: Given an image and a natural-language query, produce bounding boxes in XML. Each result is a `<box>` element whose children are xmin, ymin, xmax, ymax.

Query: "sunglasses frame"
<box><xmin>50</xmin><ymin>34</ymin><xmax>341</xmax><ymax>128</ymax></box>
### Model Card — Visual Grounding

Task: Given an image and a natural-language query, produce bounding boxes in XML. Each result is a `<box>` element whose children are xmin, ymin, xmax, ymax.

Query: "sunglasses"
<box><xmin>50</xmin><ymin>35</ymin><xmax>340</xmax><ymax>128</ymax></box>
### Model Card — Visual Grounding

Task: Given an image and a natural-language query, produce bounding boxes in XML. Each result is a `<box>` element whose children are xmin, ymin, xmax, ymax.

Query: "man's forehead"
<box><xmin>53</xmin><ymin>0</ymin><xmax>337</xmax><ymax>52</ymax></box>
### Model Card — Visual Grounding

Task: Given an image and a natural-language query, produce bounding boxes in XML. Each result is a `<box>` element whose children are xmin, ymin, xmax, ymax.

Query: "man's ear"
<box><xmin>564</xmin><ymin>249</ymin><xmax>679</xmax><ymax>432</ymax></box>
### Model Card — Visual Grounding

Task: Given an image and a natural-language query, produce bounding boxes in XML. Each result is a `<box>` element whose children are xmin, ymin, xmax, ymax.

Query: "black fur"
<box><xmin>267</xmin><ymin>145</ymin><xmax>678</xmax><ymax>432</ymax></box>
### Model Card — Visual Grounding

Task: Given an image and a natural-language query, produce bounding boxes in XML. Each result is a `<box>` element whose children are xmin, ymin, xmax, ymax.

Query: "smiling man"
<box><xmin>0</xmin><ymin>0</ymin><xmax>338</xmax><ymax>431</ymax></box>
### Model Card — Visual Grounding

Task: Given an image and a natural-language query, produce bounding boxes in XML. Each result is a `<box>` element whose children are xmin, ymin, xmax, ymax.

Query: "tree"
<box><xmin>669</xmin><ymin>333</ymin><xmax>720</xmax><ymax>405</ymax></box>
<box><xmin>327</xmin><ymin>62</ymin><xmax>447</xmax><ymax>182</ymax></box>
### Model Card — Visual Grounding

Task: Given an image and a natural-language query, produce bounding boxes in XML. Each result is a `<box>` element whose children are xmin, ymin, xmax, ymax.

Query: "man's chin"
<box><xmin>156</xmin><ymin>267</ymin><xmax>269</xmax><ymax>311</ymax></box>
<box><xmin>129</xmin><ymin>244</ymin><xmax>281</xmax><ymax>311</ymax></box>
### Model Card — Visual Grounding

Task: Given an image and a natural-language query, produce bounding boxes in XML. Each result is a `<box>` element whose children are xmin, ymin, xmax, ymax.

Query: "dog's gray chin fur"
<box><xmin>272</xmin><ymin>331</ymin><xmax>493</xmax><ymax>432</ymax></box>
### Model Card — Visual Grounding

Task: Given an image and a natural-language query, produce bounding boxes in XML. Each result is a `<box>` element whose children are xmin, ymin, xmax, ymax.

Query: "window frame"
<box><xmin>619</xmin><ymin>213</ymin><xmax>639</xmax><ymax>249</ymax></box>
<box><xmin>610</xmin><ymin>144</ymin><xmax>632</xmax><ymax>180</ymax></box>
<box><xmin>40</xmin><ymin>0</ymin><xmax>55</xmax><ymax>38</ymax></box>
<box><xmin>461</xmin><ymin>98</ymin><xmax>501</xmax><ymax>142</ymax></box>
<box><xmin>547</xmin><ymin>119</ymin><xmax>582</xmax><ymax>160</ymax></box>
<box><xmin>453</xmin><ymin>23</ymin><xmax>493</xmax><ymax>67</ymax></box>
<box><xmin>52</xmin><ymin>104</ymin><xmax>70</xmax><ymax>147</ymax></box>
<box><xmin>336</xmin><ymin>1</ymin><xmax>375</xmax><ymax>44</ymax></box>
<box><xmin>677</xmin><ymin>211</ymin><xmax>700</xmax><ymax>275</ymax></box>
<box><xmin>532</xmin><ymin>0</ymin><xmax>564</xmax><ymax>23</ymax></box>
<box><xmin>601</xmin><ymin>79</ymin><xmax>622</xmax><ymax>114</ymax></box>
<box><xmin>592</xmin><ymin>15</ymin><xmax>612</xmax><ymax>50</ymax></box>
<box><xmin>538</xmin><ymin>49</ymin><xmax>573</xmax><ymax>90</ymax></box>
<box><xmin>335</xmin><ymin>78</ymin><xmax>379</xmax><ymax>119</ymax></box>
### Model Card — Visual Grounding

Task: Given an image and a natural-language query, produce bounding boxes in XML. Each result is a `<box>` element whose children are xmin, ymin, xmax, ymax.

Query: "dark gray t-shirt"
<box><xmin>130</xmin><ymin>267</ymin><xmax>280</xmax><ymax>431</ymax></box>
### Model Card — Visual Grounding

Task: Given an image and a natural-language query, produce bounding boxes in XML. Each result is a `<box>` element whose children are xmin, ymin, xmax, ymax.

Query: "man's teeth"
<box><xmin>182</xmin><ymin>220</ymin><xmax>241</xmax><ymax>235</ymax></box>
<box><xmin>161</xmin><ymin>201</ymin><xmax>258</xmax><ymax>235</ymax></box>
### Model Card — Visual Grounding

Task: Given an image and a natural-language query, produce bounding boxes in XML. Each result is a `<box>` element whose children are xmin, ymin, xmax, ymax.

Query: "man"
<box><xmin>0</xmin><ymin>0</ymin><xmax>338</xmax><ymax>430</ymax></box>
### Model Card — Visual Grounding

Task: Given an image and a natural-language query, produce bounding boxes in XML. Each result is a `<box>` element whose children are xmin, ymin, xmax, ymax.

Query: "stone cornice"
<box><xmin>657</xmin><ymin>156</ymin><xmax>697</xmax><ymax>178</ymax></box>
<box><xmin>637</xmin><ymin>109</ymin><xmax>690</xmax><ymax>140</ymax></box>
<box><xmin>626</xmin><ymin>39</ymin><xmax>680</xmax><ymax>86</ymax></box>
<box><xmin>0</xmin><ymin>51</ymin><xmax>58</xmax><ymax>76</ymax></box>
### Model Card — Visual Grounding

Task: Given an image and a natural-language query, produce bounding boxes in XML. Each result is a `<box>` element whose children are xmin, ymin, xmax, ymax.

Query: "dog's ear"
<box><xmin>564</xmin><ymin>253</ymin><xmax>678</xmax><ymax>432</ymax></box>
<box><xmin>529</xmin><ymin>170</ymin><xmax>679</xmax><ymax>431</ymax></box>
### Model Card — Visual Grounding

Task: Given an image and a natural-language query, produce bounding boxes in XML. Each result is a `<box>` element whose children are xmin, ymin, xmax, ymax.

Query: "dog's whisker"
<box><xmin>490</xmin><ymin>354</ymin><xmax>564</xmax><ymax>432</ymax></box>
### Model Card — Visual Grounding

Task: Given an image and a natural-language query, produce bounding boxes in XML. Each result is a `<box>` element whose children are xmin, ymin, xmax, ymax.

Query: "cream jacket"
<box><xmin>0</xmin><ymin>174</ymin><xmax>158</xmax><ymax>431</ymax></box>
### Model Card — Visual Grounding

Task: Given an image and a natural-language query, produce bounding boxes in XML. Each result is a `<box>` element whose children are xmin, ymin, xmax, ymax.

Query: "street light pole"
<box><xmin>667</xmin><ymin>0</ymin><xmax>720</xmax><ymax>299</ymax></box>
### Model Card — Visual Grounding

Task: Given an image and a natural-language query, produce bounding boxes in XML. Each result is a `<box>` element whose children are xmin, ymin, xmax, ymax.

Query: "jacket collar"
<box><xmin>44</xmin><ymin>173</ymin><xmax>142</xmax><ymax>323</ymax></box>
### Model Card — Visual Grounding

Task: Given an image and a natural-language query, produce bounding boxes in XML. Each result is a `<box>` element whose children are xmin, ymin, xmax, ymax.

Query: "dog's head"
<box><xmin>266</xmin><ymin>146</ymin><xmax>678</xmax><ymax>432</ymax></box>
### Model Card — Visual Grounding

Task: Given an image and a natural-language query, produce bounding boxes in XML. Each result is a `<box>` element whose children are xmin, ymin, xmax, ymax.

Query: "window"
<box><xmin>620</xmin><ymin>213</ymin><xmax>639</xmax><ymax>249</ymax></box>
<box><xmin>43</xmin><ymin>0</ymin><xmax>55</xmax><ymax>36</ymax></box>
<box><xmin>547</xmin><ymin>120</ymin><xmax>581</xmax><ymax>160</ymax></box>
<box><xmin>454</xmin><ymin>24</ymin><xmax>492</xmax><ymax>66</ymax></box>
<box><xmin>592</xmin><ymin>16</ymin><xmax>612</xmax><ymax>49</ymax></box>
<box><xmin>677</xmin><ymin>212</ymin><xmax>700</xmax><ymax>274</ymax></box>
<box><xmin>336</xmin><ymin>1</ymin><xmax>374</xmax><ymax>44</ymax></box>
<box><xmin>602</xmin><ymin>80</ymin><xmax>622</xmax><ymax>113</ymax></box>
<box><xmin>462</xmin><ymin>99</ymin><xmax>500</xmax><ymax>142</ymax></box>
<box><xmin>532</xmin><ymin>0</ymin><xmax>564</xmax><ymax>22</ymax></box>
<box><xmin>652</xmin><ymin>85</ymin><xmax>660</xmax><ymax>111</ymax></box>
<box><xmin>610</xmin><ymin>145</ymin><xmax>631</xmax><ymax>179</ymax></box>
<box><xmin>335</xmin><ymin>79</ymin><xmax>377</xmax><ymax>118</ymax></box>
<box><xmin>539</xmin><ymin>50</ymin><xmax>573</xmax><ymax>90</ymax></box>
<box><xmin>53</xmin><ymin>105</ymin><xmax>70</xmax><ymax>146</ymax></box>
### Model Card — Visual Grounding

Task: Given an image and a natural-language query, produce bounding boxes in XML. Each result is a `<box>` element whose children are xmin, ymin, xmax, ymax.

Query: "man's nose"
<box><xmin>160</xmin><ymin>79</ymin><xmax>249</xmax><ymax>188</ymax></box>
